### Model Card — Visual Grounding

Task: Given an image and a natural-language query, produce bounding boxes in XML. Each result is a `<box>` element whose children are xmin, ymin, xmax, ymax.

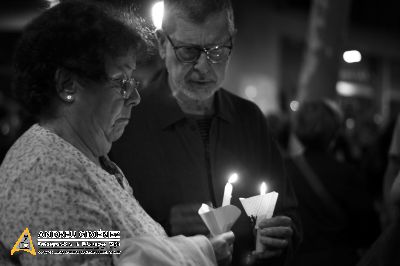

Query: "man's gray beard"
<box><xmin>180</xmin><ymin>85</ymin><xmax>217</xmax><ymax>102</ymax></box>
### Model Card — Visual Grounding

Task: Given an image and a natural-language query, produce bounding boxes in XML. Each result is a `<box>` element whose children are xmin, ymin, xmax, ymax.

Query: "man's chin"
<box><xmin>184</xmin><ymin>88</ymin><xmax>218</xmax><ymax>102</ymax></box>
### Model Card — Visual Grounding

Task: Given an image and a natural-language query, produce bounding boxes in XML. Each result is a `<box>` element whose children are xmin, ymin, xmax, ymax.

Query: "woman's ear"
<box><xmin>54</xmin><ymin>68</ymin><xmax>77</xmax><ymax>103</ymax></box>
<box><xmin>156</xmin><ymin>30</ymin><xmax>167</xmax><ymax>60</ymax></box>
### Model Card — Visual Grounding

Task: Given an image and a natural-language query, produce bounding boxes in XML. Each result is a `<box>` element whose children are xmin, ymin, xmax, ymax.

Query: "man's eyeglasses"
<box><xmin>166</xmin><ymin>34</ymin><xmax>232</xmax><ymax>64</ymax></box>
<box><xmin>109</xmin><ymin>77</ymin><xmax>140</xmax><ymax>100</ymax></box>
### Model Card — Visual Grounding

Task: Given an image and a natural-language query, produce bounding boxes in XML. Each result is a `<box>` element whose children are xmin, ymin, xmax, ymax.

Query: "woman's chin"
<box><xmin>109</xmin><ymin>124</ymin><xmax>128</xmax><ymax>143</ymax></box>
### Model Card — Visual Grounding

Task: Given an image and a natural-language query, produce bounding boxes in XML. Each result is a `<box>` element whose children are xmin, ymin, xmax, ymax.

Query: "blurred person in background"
<box><xmin>0</xmin><ymin>1</ymin><xmax>234</xmax><ymax>265</ymax></box>
<box><xmin>285</xmin><ymin>100</ymin><xmax>379</xmax><ymax>266</ymax></box>
<box><xmin>357</xmin><ymin>169</ymin><xmax>400</xmax><ymax>266</ymax></box>
<box><xmin>111</xmin><ymin>0</ymin><xmax>301</xmax><ymax>265</ymax></box>
<box><xmin>381</xmin><ymin>115</ymin><xmax>400</xmax><ymax>227</ymax></box>
<box><xmin>266</xmin><ymin>112</ymin><xmax>291</xmax><ymax>156</ymax></box>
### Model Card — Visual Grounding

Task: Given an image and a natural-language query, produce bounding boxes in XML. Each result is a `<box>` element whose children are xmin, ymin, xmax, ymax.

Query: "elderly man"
<box><xmin>111</xmin><ymin>0</ymin><xmax>300</xmax><ymax>265</ymax></box>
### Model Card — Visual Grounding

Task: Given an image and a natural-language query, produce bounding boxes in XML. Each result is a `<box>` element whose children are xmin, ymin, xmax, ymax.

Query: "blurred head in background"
<box><xmin>293</xmin><ymin>99</ymin><xmax>343</xmax><ymax>151</ymax></box>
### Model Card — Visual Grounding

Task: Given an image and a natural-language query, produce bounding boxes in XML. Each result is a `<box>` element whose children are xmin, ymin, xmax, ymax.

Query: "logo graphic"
<box><xmin>11</xmin><ymin>228</ymin><xmax>36</xmax><ymax>256</ymax></box>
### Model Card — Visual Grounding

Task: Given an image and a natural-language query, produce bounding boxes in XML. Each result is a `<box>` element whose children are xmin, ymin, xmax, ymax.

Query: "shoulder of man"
<box><xmin>218</xmin><ymin>87</ymin><xmax>265</xmax><ymax>118</ymax></box>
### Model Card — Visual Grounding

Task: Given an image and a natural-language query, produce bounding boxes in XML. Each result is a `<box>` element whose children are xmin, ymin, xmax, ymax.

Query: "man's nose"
<box><xmin>126</xmin><ymin>87</ymin><xmax>141</xmax><ymax>106</ymax></box>
<box><xmin>193</xmin><ymin>52</ymin><xmax>211</xmax><ymax>74</ymax></box>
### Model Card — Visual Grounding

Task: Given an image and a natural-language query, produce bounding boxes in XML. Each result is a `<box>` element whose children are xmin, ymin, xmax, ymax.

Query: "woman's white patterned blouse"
<box><xmin>0</xmin><ymin>124</ymin><xmax>215</xmax><ymax>266</ymax></box>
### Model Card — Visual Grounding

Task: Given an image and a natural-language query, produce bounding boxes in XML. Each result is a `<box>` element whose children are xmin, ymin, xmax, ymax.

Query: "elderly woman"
<box><xmin>0</xmin><ymin>1</ymin><xmax>233</xmax><ymax>266</ymax></box>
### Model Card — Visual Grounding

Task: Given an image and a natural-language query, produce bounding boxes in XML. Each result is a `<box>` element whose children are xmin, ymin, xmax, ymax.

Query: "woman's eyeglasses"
<box><xmin>166</xmin><ymin>34</ymin><xmax>232</xmax><ymax>64</ymax></box>
<box><xmin>109</xmin><ymin>77</ymin><xmax>140</xmax><ymax>100</ymax></box>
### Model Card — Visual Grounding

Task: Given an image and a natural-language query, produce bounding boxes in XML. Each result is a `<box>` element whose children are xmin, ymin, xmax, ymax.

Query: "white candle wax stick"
<box><xmin>222</xmin><ymin>182</ymin><xmax>233</xmax><ymax>206</ymax></box>
<box><xmin>256</xmin><ymin>182</ymin><xmax>267</xmax><ymax>218</ymax></box>
<box><xmin>256</xmin><ymin>229</ymin><xmax>265</xmax><ymax>252</ymax></box>
<box><xmin>222</xmin><ymin>173</ymin><xmax>238</xmax><ymax>207</ymax></box>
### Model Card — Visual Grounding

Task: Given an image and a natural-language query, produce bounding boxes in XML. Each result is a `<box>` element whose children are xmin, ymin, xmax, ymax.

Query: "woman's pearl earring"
<box><xmin>66</xmin><ymin>95</ymin><xmax>74</xmax><ymax>102</ymax></box>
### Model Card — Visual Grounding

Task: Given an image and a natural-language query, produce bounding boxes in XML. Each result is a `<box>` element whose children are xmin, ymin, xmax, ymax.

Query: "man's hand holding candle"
<box><xmin>254</xmin><ymin>215</ymin><xmax>294</xmax><ymax>259</ymax></box>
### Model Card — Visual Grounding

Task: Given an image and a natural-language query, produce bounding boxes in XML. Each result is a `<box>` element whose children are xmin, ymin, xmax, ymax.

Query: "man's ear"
<box><xmin>54</xmin><ymin>68</ymin><xmax>77</xmax><ymax>103</ymax></box>
<box><xmin>156</xmin><ymin>30</ymin><xmax>167</xmax><ymax>60</ymax></box>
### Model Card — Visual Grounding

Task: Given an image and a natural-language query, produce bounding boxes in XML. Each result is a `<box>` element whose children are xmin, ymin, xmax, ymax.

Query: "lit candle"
<box><xmin>260</xmin><ymin>182</ymin><xmax>267</xmax><ymax>195</ymax></box>
<box><xmin>239</xmin><ymin>181</ymin><xmax>279</xmax><ymax>253</ymax></box>
<box><xmin>255</xmin><ymin>182</ymin><xmax>267</xmax><ymax>220</ymax></box>
<box><xmin>256</xmin><ymin>182</ymin><xmax>267</xmax><ymax>252</ymax></box>
<box><xmin>222</xmin><ymin>173</ymin><xmax>238</xmax><ymax>206</ymax></box>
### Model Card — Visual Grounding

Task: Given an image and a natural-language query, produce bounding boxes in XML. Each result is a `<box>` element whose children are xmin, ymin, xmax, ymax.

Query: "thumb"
<box><xmin>220</xmin><ymin>231</ymin><xmax>235</xmax><ymax>244</ymax></box>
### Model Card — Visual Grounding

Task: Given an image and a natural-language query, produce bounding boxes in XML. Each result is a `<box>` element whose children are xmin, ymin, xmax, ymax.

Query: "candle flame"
<box><xmin>228</xmin><ymin>173</ymin><xmax>239</xmax><ymax>184</ymax></box>
<box><xmin>260</xmin><ymin>182</ymin><xmax>267</xmax><ymax>195</ymax></box>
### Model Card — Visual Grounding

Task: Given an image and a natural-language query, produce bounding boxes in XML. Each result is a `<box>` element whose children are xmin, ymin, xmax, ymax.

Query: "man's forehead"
<box><xmin>169</xmin><ymin>15</ymin><xmax>232</xmax><ymax>46</ymax></box>
<box><xmin>170</xmin><ymin>33</ymin><xmax>232</xmax><ymax>47</ymax></box>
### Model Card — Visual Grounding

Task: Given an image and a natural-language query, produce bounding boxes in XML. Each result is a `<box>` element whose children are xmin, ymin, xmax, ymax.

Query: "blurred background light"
<box><xmin>151</xmin><ymin>1</ymin><xmax>164</xmax><ymax>30</ymax></box>
<box><xmin>336</xmin><ymin>81</ymin><xmax>357</xmax><ymax>96</ymax></box>
<box><xmin>239</xmin><ymin>75</ymin><xmax>277</xmax><ymax>114</ymax></box>
<box><xmin>47</xmin><ymin>0</ymin><xmax>59</xmax><ymax>8</ymax></box>
<box><xmin>290</xmin><ymin>100</ymin><xmax>299</xmax><ymax>112</ymax></box>
<box><xmin>343</xmin><ymin>50</ymin><xmax>362</xmax><ymax>63</ymax></box>
<box><xmin>336</xmin><ymin>81</ymin><xmax>373</xmax><ymax>97</ymax></box>
<box><xmin>244</xmin><ymin>85</ymin><xmax>258</xmax><ymax>99</ymax></box>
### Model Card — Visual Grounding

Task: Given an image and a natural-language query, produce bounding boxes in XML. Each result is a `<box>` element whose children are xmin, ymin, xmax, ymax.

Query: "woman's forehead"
<box><xmin>105</xmin><ymin>51</ymin><xmax>137</xmax><ymax>76</ymax></box>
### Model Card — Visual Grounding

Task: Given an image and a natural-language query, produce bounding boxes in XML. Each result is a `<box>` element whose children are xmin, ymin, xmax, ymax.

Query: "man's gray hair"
<box><xmin>162</xmin><ymin>0</ymin><xmax>235</xmax><ymax>34</ymax></box>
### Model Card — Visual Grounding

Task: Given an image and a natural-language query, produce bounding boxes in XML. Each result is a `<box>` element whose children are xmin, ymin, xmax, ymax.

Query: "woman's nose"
<box><xmin>126</xmin><ymin>87</ymin><xmax>141</xmax><ymax>106</ymax></box>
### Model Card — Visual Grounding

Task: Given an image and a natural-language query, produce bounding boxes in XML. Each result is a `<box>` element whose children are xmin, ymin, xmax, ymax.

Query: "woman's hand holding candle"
<box><xmin>209</xmin><ymin>231</ymin><xmax>235</xmax><ymax>265</ymax></box>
